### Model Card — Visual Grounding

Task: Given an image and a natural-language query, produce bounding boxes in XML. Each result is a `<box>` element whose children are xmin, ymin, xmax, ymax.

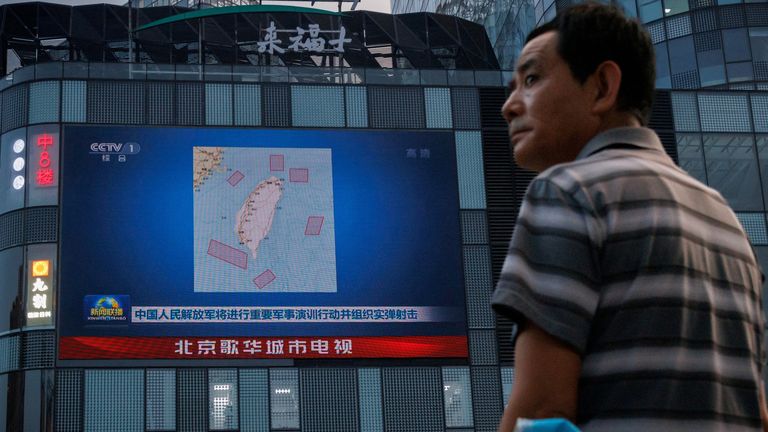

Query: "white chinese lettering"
<box><xmin>305</xmin><ymin>24</ymin><xmax>326</xmax><ymax>52</ymax></box>
<box><xmin>266</xmin><ymin>339</ymin><xmax>284</xmax><ymax>355</ymax></box>
<box><xmin>288</xmin><ymin>340</ymin><xmax>307</xmax><ymax>354</ymax></box>
<box><xmin>257</xmin><ymin>21</ymin><xmax>285</xmax><ymax>54</ymax></box>
<box><xmin>334</xmin><ymin>339</ymin><xmax>352</xmax><ymax>354</ymax></box>
<box><xmin>32</xmin><ymin>278</ymin><xmax>49</xmax><ymax>292</ymax></box>
<box><xmin>288</xmin><ymin>27</ymin><xmax>306</xmax><ymax>52</ymax></box>
<box><xmin>175</xmin><ymin>339</ymin><xmax>193</xmax><ymax>355</ymax></box>
<box><xmin>244</xmin><ymin>339</ymin><xmax>263</xmax><ymax>354</ymax></box>
<box><xmin>310</xmin><ymin>339</ymin><xmax>329</xmax><ymax>354</ymax></box>
<box><xmin>32</xmin><ymin>293</ymin><xmax>47</xmax><ymax>309</ymax></box>
<box><xmin>220</xmin><ymin>339</ymin><xmax>239</xmax><ymax>355</ymax></box>
<box><xmin>197</xmin><ymin>340</ymin><xmax>217</xmax><ymax>355</ymax></box>
<box><xmin>329</xmin><ymin>26</ymin><xmax>351</xmax><ymax>52</ymax></box>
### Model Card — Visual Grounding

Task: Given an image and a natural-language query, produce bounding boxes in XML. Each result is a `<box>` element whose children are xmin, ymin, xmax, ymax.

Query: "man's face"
<box><xmin>501</xmin><ymin>31</ymin><xmax>600</xmax><ymax>172</ymax></box>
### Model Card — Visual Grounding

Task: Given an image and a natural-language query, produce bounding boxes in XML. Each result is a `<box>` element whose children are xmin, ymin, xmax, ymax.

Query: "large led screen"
<box><xmin>59</xmin><ymin>126</ymin><xmax>467</xmax><ymax>360</ymax></box>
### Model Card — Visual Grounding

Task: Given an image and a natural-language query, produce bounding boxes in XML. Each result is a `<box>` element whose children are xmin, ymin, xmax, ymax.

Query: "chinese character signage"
<box><xmin>257</xmin><ymin>22</ymin><xmax>351</xmax><ymax>54</ymax></box>
<box><xmin>26</xmin><ymin>259</ymin><xmax>53</xmax><ymax>324</ymax></box>
<box><xmin>58</xmin><ymin>127</ymin><xmax>468</xmax><ymax>361</ymax></box>
<box><xmin>27</xmin><ymin>126</ymin><xmax>60</xmax><ymax>207</ymax></box>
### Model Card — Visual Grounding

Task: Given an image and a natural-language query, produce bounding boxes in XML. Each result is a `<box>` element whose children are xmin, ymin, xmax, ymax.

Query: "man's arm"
<box><xmin>498</xmin><ymin>321</ymin><xmax>582</xmax><ymax>432</ymax></box>
<box><xmin>759</xmin><ymin>382</ymin><xmax>768</xmax><ymax>432</ymax></box>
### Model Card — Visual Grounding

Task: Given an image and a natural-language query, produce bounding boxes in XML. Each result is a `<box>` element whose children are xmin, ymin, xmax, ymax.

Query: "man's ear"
<box><xmin>590</xmin><ymin>60</ymin><xmax>622</xmax><ymax>115</ymax></box>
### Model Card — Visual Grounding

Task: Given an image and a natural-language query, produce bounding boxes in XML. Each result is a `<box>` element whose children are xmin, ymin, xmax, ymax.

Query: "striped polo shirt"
<box><xmin>491</xmin><ymin>127</ymin><xmax>765</xmax><ymax>432</ymax></box>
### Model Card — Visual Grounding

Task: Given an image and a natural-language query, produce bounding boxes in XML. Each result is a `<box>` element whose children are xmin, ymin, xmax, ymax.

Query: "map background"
<box><xmin>59</xmin><ymin>126</ymin><xmax>466</xmax><ymax>338</ymax></box>
<box><xmin>194</xmin><ymin>147</ymin><xmax>337</xmax><ymax>293</ymax></box>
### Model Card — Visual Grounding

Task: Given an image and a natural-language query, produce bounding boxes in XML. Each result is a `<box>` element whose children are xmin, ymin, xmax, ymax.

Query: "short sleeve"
<box><xmin>491</xmin><ymin>177</ymin><xmax>601</xmax><ymax>354</ymax></box>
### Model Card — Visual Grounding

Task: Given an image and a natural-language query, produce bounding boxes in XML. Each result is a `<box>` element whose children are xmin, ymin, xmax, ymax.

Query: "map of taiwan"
<box><xmin>236</xmin><ymin>176</ymin><xmax>284</xmax><ymax>260</ymax></box>
<box><xmin>193</xmin><ymin>147</ymin><xmax>337</xmax><ymax>294</ymax></box>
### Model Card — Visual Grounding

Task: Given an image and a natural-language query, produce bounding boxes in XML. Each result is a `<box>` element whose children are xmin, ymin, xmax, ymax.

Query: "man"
<box><xmin>491</xmin><ymin>3</ymin><xmax>768</xmax><ymax>431</ymax></box>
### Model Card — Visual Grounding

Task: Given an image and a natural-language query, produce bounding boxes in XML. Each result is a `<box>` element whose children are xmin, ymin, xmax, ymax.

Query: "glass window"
<box><xmin>147</xmin><ymin>370</ymin><xmax>175</xmax><ymax>431</ymax></box>
<box><xmin>0</xmin><ymin>247</ymin><xmax>23</xmax><ymax>333</ymax></box>
<box><xmin>270</xmin><ymin>369</ymin><xmax>299</xmax><ymax>430</ymax></box>
<box><xmin>703</xmin><ymin>134</ymin><xmax>762</xmax><ymax>211</ymax></box>
<box><xmin>6</xmin><ymin>372</ymin><xmax>22</xmax><ymax>431</ymax></box>
<box><xmin>209</xmin><ymin>369</ymin><xmax>238</xmax><ymax>431</ymax></box>
<box><xmin>618</xmin><ymin>0</ymin><xmax>638</xmax><ymax>17</ymax></box>
<box><xmin>358</xmin><ymin>368</ymin><xmax>383</xmax><ymax>432</ymax></box>
<box><xmin>754</xmin><ymin>247</ymin><xmax>768</xmax><ymax>319</ymax></box>
<box><xmin>24</xmin><ymin>369</ymin><xmax>41</xmax><ymax>432</ymax></box>
<box><xmin>668</xmin><ymin>36</ymin><xmax>697</xmax><ymax>75</ymax></box>
<box><xmin>750</xmin><ymin>28</ymin><xmax>768</xmax><ymax>63</ymax></box>
<box><xmin>501</xmin><ymin>367</ymin><xmax>515</xmax><ymax>406</ymax></box>
<box><xmin>0</xmin><ymin>373</ymin><xmax>6</xmax><ymax>429</ymax></box>
<box><xmin>723</xmin><ymin>28</ymin><xmax>751</xmax><ymax>63</ymax></box>
<box><xmin>717</xmin><ymin>0</ymin><xmax>740</xmax><ymax>5</ymax></box>
<box><xmin>639</xmin><ymin>0</ymin><xmax>663</xmax><ymax>22</ymax></box>
<box><xmin>655</xmin><ymin>42</ymin><xmax>672</xmax><ymax>88</ymax></box>
<box><xmin>84</xmin><ymin>370</ymin><xmax>144</xmax><ymax>432</ymax></box>
<box><xmin>664</xmin><ymin>0</ymin><xmax>689</xmax><ymax>15</ymax></box>
<box><xmin>756</xmin><ymin>135</ymin><xmax>768</xmax><ymax>210</ymax></box>
<box><xmin>697</xmin><ymin>49</ymin><xmax>726</xmax><ymax>86</ymax></box>
<box><xmin>677</xmin><ymin>134</ymin><xmax>708</xmax><ymax>184</ymax></box>
<box><xmin>727</xmin><ymin>61</ymin><xmax>755</xmax><ymax>82</ymax></box>
<box><xmin>442</xmin><ymin>367</ymin><xmax>473</xmax><ymax>428</ymax></box>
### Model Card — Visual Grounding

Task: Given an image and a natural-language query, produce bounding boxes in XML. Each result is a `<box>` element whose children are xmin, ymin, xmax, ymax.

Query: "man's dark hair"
<box><xmin>527</xmin><ymin>2</ymin><xmax>655</xmax><ymax>125</ymax></box>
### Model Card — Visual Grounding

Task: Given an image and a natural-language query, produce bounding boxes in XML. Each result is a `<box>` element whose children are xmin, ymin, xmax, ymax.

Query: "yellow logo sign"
<box><xmin>31</xmin><ymin>260</ymin><xmax>49</xmax><ymax>277</ymax></box>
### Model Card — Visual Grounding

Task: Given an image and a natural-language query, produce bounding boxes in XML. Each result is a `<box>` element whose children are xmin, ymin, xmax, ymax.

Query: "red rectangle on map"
<box><xmin>59</xmin><ymin>336</ymin><xmax>469</xmax><ymax>359</ymax></box>
<box><xmin>305</xmin><ymin>216</ymin><xmax>324</xmax><ymax>235</ymax></box>
<box><xmin>227</xmin><ymin>171</ymin><xmax>244</xmax><ymax>186</ymax></box>
<box><xmin>253</xmin><ymin>269</ymin><xmax>276</xmax><ymax>289</ymax></box>
<box><xmin>270</xmin><ymin>155</ymin><xmax>284</xmax><ymax>171</ymax></box>
<box><xmin>289</xmin><ymin>168</ymin><xmax>309</xmax><ymax>183</ymax></box>
<box><xmin>207</xmin><ymin>239</ymin><xmax>248</xmax><ymax>270</ymax></box>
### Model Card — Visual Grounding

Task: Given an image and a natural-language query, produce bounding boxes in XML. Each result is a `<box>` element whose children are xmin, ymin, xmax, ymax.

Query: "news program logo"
<box><xmin>84</xmin><ymin>295</ymin><xmax>130</xmax><ymax>322</ymax></box>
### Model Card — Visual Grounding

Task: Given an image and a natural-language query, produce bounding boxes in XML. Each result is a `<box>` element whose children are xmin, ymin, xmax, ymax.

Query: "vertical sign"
<box><xmin>26</xmin><ymin>244</ymin><xmax>57</xmax><ymax>327</ymax></box>
<box><xmin>27</xmin><ymin>125</ymin><xmax>60</xmax><ymax>207</ymax></box>
<box><xmin>27</xmin><ymin>260</ymin><xmax>53</xmax><ymax>322</ymax></box>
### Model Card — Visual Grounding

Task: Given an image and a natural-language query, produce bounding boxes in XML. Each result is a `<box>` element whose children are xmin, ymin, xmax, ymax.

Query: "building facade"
<box><xmin>0</xmin><ymin>3</ymin><xmax>516</xmax><ymax>431</ymax></box>
<box><xmin>393</xmin><ymin>0</ymin><xmax>768</xmax><ymax>372</ymax></box>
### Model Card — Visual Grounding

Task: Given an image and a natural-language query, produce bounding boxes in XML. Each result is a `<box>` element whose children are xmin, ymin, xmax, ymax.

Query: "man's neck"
<box><xmin>597</xmin><ymin>111</ymin><xmax>642</xmax><ymax>133</ymax></box>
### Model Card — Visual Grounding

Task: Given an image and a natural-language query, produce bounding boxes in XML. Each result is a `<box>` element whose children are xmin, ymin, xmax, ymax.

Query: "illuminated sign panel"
<box><xmin>59</xmin><ymin>126</ymin><xmax>467</xmax><ymax>360</ymax></box>
<box><xmin>27</xmin><ymin>259</ymin><xmax>53</xmax><ymax>323</ymax></box>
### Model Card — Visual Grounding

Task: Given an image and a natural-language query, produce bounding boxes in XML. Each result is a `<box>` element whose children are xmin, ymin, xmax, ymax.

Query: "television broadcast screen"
<box><xmin>58</xmin><ymin>126</ymin><xmax>468</xmax><ymax>360</ymax></box>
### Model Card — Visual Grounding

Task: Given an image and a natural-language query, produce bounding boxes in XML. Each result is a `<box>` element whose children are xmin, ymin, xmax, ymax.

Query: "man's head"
<box><xmin>502</xmin><ymin>2</ymin><xmax>655</xmax><ymax>172</ymax></box>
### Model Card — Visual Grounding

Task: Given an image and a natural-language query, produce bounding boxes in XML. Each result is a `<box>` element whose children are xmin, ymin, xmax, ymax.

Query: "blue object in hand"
<box><xmin>514</xmin><ymin>418</ymin><xmax>581</xmax><ymax>432</ymax></box>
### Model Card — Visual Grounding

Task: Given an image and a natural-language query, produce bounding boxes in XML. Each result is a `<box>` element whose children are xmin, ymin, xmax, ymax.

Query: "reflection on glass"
<box><xmin>442</xmin><ymin>367</ymin><xmax>474</xmax><ymax>428</ymax></box>
<box><xmin>750</xmin><ymin>28</ymin><xmax>768</xmax><ymax>63</ymax></box>
<box><xmin>639</xmin><ymin>0</ymin><xmax>663</xmax><ymax>22</ymax></box>
<box><xmin>697</xmin><ymin>49</ymin><xmax>726</xmax><ymax>87</ymax></box>
<box><xmin>703</xmin><ymin>134</ymin><xmax>762</xmax><ymax>211</ymax></box>
<box><xmin>664</xmin><ymin>0</ymin><xmax>689</xmax><ymax>15</ymax></box>
<box><xmin>724</xmin><ymin>28</ymin><xmax>751</xmax><ymax>63</ymax></box>
<box><xmin>727</xmin><ymin>61</ymin><xmax>754</xmax><ymax>83</ymax></box>
<box><xmin>656</xmin><ymin>42</ymin><xmax>672</xmax><ymax>88</ymax></box>
<box><xmin>617</xmin><ymin>0</ymin><xmax>638</xmax><ymax>16</ymax></box>
<box><xmin>677</xmin><ymin>134</ymin><xmax>708</xmax><ymax>184</ymax></box>
<box><xmin>0</xmin><ymin>247</ymin><xmax>23</xmax><ymax>333</ymax></box>
<box><xmin>209</xmin><ymin>370</ymin><xmax>238</xmax><ymax>431</ymax></box>
<box><xmin>270</xmin><ymin>370</ymin><xmax>299</xmax><ymax>430</ymax></box>
<box><xmin>756</xmin><ymin>135</ymin><xmax>768</xmax><ymax>211</ymax></box>
<box><xmin>147</xmin><ymin>370</ymin><xmax>176</xmax><ymax>431</ymax></box>
<box><xmin>669</xmin><ymin>36</ymin><xmax>697</xmax><ymax>76</ymax></box>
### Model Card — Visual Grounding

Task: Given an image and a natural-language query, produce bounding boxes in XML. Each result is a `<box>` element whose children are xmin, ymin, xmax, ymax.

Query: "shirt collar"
<box><xmin>575</xmin><ymin>127</ymin><xmax>664</xmax><ymax>161</ymax></box>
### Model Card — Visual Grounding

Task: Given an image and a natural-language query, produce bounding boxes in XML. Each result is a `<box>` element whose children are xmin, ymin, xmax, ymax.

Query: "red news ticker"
<box><xmin>59</xmin><ymin>335</ymin><xmax>468</xmax><ymax>360</ymax></box>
